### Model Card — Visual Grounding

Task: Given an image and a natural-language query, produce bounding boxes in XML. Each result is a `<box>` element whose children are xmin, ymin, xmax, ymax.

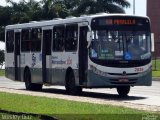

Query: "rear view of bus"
<box><xmin>87</xmin><ymin>15</ymin><xmax>152</xmax><ymax>96</ymax></box>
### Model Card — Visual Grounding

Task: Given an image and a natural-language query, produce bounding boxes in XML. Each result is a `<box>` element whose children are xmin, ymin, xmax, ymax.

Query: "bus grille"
<box><xmin>110</xmin><ymin>79</ymin><xmax>137</xmax><ymax>85</ymax></box>
<box><xmin>108</xmin><ymin>73</ymin><xmax>138</xmax><ymax>76</ymax></box>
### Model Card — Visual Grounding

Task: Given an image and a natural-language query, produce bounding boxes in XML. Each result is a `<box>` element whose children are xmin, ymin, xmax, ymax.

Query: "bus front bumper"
<box><xmin>85</xmin><ymin>69</ymin><xmax>152</xmax><ymax>88</ymax></box>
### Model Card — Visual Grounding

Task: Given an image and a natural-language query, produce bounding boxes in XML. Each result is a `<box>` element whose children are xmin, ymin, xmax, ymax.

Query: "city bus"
<box><xmin>5</xmin><ymin>13</ymin><xmax>152</xmax><ymax>96</ymax></box>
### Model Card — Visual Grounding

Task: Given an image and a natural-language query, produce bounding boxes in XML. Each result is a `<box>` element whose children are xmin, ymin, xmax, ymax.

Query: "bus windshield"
<box><xmin>90</xmin><ymin>16</ymin><xmax>151</xmax><ymax>62</ymax></box>
<box><xmin>90</xmin><ymin>30</ymin><xmax>151</xmax><ymax>60</ymax></box>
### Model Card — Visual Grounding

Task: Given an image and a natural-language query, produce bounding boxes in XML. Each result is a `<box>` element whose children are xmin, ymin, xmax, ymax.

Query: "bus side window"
<box><xmin>21</xmin><ymin>29</ymin><xmax>30</xmax><ymax>52</ymax></box>
<box><xmin>65</xmin><ymin>24</ymin><xmax>78</xmax><ymax>51</ymax></box>
<box><xmin>53</xmin><ymin>26</ymin><xmax>65</xmax><ymax>51</ymax></box>
<box><xmin>6</xmin><ymin>30</ymin><xmax>14</xmax><ymax>53</ymax></box>
<box><xmin>31</xmin><ymin>28</ymin><xmax>42</xmax><ymax>51</ymax></box>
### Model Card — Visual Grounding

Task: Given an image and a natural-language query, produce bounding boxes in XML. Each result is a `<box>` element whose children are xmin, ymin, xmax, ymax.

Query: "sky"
<box><xmin>124</xmin><ymin>0</ymin><xmax>146</xmax><ymax>15</ymax></box>
<box><xmin>0</xmin><ymin>0</ymin><xmax>147</xmax><ymax>50</ymax></box>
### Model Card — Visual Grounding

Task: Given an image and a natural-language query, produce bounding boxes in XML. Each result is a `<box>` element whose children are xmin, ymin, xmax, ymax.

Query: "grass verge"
<box><xmin>0</xmin><ymin>69</ymin><xmax>5</xmax><ymax>76</ymax></box>
<box><xmin>0</xmin><ymin>92</ymin><xmax>159</xmax><ymax>120</ymax></box>
<box><xmin>152</xmin><ymin>71</ymin><xmax>160</xmax><ymax>77</ymax></box>
<box><xmin>152</xmin><ymin>59</ymin><xmax>160</xmax><ymax>71</ymax></box>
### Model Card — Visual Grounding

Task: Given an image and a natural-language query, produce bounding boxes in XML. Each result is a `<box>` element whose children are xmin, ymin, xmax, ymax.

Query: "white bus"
<box><xmin>5</xmin><ymin>13</ymin><xmax>152</xmax><ymax>96</ymax></box>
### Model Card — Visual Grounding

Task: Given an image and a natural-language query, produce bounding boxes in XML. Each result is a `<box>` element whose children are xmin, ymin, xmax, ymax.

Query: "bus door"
<box><xmin>79</xmin><ymin>23</ymin><xmax>89</xmax><ymax>85</ymax></box>
<box><xmin>42</xmin><ymin>27</ymin><xmax>52</xmax><ymax>83</ymax></box>
<box><xmin>14</xmin><ymin>31</ymin><xmax>21</xmax><ymax>81</ymax></box>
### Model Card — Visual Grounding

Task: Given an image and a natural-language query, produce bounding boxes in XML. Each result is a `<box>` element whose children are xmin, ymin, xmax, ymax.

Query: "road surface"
<box><xmin>0</xmin><ymin>77</ymin><xmax>160</xmax><ymax>111</ymax></box>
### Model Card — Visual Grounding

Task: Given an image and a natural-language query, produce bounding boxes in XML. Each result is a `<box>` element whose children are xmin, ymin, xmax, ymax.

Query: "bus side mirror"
<box><xmin>87</xmin><ymin>31</ymin><xmax>92</xmax><ymax>48</ymax></box>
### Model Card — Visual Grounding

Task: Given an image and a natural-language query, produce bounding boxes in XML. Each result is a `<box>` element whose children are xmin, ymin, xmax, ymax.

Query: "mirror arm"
<box><xmin>87</xmin><ymin>25</ymin><xmax>92</xmax><ymax>48</ymax></box>
<box><xmin>87</xmin><ymin>41</ymin><xmax>91</xmax><ymax>49</ymax></box>
<box><xmin>88</xmin><ymin>25</ymin><xmax>91</xmax><ymax>31</ymax></box>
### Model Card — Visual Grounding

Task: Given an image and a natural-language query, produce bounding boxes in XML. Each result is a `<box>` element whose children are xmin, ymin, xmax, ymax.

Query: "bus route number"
<box><xmin>135</xmin><ymin>67</ymin><xmax>144</xmax><ymax>72</ymax></box>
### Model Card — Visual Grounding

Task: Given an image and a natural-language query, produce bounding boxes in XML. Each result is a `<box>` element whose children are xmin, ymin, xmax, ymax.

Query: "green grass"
<box><xmin>0</xmin><ymin>92</ymin><xmax>146</xmax><ymax>114</ymax></box>
<box><xmin>0</xmin><ymin>92</ymin><xmax>159</xmax><ymax>120</ymax></box>
<box><xmin>152</xmin><ymin>59</ymin><xmax>160</xmax><ymax>71</ymax></box>
<box><xmin>0</xmin><ymin>69</ymin><xmax>5</xmax><ymax>76</ymax></box>
<box><xmin>152</xmin><ymin>59</ymin><xmax>160</xmax><ymax>77</ymax></box>
<box><xmin>152</xmin><ymin>71</ymin><xmax>160</xmax><ymax>77</ymax></box>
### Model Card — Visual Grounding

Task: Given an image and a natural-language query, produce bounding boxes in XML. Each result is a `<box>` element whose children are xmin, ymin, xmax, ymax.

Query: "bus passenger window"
<box><xmin>6</xmin><ymin>30</ymin><xmax>14</xmax><ymax>53</ymax></box>
<box><xmin>21</xmin><ymin>29</ymin><xmax>31</xmax><ymax>52</ymax></box>
<box><xmin>53</xmin><ymin>26</ymin><xmax>65</xmax><ymax>51</ymax></box>
<box><xmin>31</xmin><ymin>28</ymin><xmax>42</xmax><ymax>51</ymax></box>
<box><xmin>65</xmin><ymin>24</ymin><xmax>78</xmax><ymax>51</ymax></box>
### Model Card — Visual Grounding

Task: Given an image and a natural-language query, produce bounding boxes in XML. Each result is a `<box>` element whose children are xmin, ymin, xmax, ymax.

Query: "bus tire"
<box><xmin>32</xmin><ymin>83</ymin><xmax>43</xmax><ymax>91</ymax></box>
<box><xmin>24</xmin><ymin>68</ymin><xmax>42</xmax><ymax>91</ymax></box>
<box><xmin>24</xmin><ymin>68</ymin><xmax>33</xmax><ymax>90</ymax></box>
<box><xmin>65</xmin><ymin>71</ymin><xmax>82</xmax><ymax>95</ymax></box>
<box><xmin>117</xmin><ymin>86</ymin><xmax>130</xmax><ymax>97</ymax></box>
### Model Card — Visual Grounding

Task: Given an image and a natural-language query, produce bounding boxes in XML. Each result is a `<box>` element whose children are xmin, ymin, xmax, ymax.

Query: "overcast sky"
<box><xmin>0</xmin><ymin>0</ymin><xmax>147</xmax><ymax>50</ymax></box>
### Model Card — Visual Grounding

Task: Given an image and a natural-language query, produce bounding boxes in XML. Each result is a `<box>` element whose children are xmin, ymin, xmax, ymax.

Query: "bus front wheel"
<box><xmin>24</xmin><ymin>68</ymin><xmax>42</xmax><ymax>91</ymax></box>
<box><xmin>65</xmin><ymin>71</ymin><xmax>82</xmax><ymax>95</ymax></box>
<box><xmin>117</xmin><ymin>86</ymin><xmax>130</xmax><ymax>97</ymax></box>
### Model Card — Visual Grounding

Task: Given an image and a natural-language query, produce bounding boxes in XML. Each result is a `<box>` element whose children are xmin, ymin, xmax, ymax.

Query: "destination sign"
<box><xmin>97</xmin><ymin>18</ymin><xmax>149</xmax><ymax>26</ymax></box>
<box><xmin>91</xmin><ymin>17</ymin><xmax>150</xmax><ymax>30</ymax></box>
<box><xmin>99</xmin><ymin>19</ymin><xmax>137</xmax><ymax>25</ymax></box>
<box><xmin>105</xmin><ymin>19</ymin><xmax>136</xmax><ymax>25</ymax></box>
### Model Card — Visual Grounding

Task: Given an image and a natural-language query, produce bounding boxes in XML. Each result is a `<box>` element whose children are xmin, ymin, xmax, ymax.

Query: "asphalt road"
<box><xmin>0</xmin><ymin>77</ymin><xmax>160</xmax><ymax>108</ymax></box>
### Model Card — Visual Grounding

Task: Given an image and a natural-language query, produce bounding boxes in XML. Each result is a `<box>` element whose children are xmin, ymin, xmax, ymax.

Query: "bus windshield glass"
<box><xmin>90</xmin><ymin>17</ymin><xmax>151</xmax><ymax>61</ymax></box>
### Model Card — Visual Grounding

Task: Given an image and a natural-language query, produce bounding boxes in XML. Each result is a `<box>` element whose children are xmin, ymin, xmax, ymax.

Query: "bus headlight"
<box><xmin>90</xmin><ymin>65</ymin><xmax>108</xmax><ymax>77</ymax></box>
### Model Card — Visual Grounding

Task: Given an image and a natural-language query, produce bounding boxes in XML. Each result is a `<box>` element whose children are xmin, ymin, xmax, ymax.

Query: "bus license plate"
<box><xmin>119</xmin><ymin>79</ymin><xmax>129</xmax><ymax>82</ymax></box>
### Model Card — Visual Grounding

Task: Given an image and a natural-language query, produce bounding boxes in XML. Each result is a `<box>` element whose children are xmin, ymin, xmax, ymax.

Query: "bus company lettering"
<box><xmin>39</xmin><ymin>53</ymin><xmax>42</xmax><ymax>61</ymax></box>
<box><xmin>52</xmin><ymin>56</ymin><xmax>58</xmax><ymax>59</ymax></box>
<box><xmin>52</xmin><ymin>57</ymin><xmax>72</xmax><ymax>65</ymax></box>
<box><xmin>52</xmin><ymin>60</ymin><xmax>66</xmax><ymax>64</ymax></box>
<box><xmin>113</xmin><ymin>19</ymin><xmax>136</xmax><ymax>25</ymax></box>
<box><xmin>66</xmin><ymin>57</ymin><xmax>72</xmax><ymax>65</ymax></box>
<box><xmin>32</xmin><ymin>53</ymin><xmax>36</xmax><ymax>67</ymax></box>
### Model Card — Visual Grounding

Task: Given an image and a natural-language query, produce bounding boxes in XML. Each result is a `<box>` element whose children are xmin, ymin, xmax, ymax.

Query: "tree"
<box><xmin>63</xmin><ymin>0</ymin><xmax>80</xmax><ymax>15</ymax></box>
<box><xmin>40</xmin><ymin>0</ymin><xmax>69</xmax><ymax>19</ymax></box>
<box><xmin>5</xmin><ymin>0</ymin><xmax>42</xmax><ymax>23</ymax></box>
<box><xmin>75</xmin><ymin>0</ymin><xmax>130</xmax><ymax>15</ymax></box>
<box><xmin>0</xmin><ymin>6</ymin><xmax>12</xmax><ymax>42</ymax></box>
<box><xmin>0</xmin><ymin>50</ymin><xmax>4</xmax><ymax>69</ymax></box>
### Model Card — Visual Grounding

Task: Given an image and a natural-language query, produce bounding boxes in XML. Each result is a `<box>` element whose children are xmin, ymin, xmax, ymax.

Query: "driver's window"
<box><xmin>92</xmin><ymin>30</ymin><xmax>98</xmax><ymax>40</ymax></box>
<box><xmin>139</xmin><ymin>34</ymin><xmax>147</xmax><ymax>51</ymax></box>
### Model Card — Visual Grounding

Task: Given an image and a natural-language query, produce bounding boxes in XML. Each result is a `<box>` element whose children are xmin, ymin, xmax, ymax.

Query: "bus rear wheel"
<box><xmin>24</xmin><ymin>69</ymin><xmax>42</xmax><ymax>91</ymax></box>
<box><xmin>117</xmin><ymin>86</ymin><xmax>130</xmax><ymax>97</ymax></box>
<box><xmin>65</xmin><ymin>71</ymin><xmax>82</xmax><ymax>95</ymax></box>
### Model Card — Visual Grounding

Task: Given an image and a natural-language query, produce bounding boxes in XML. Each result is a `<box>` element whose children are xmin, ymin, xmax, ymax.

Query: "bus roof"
<box><xmin>6</xmin><ymin>13</ymin><xmax>150</xmax><ymax>30</ymax></box>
